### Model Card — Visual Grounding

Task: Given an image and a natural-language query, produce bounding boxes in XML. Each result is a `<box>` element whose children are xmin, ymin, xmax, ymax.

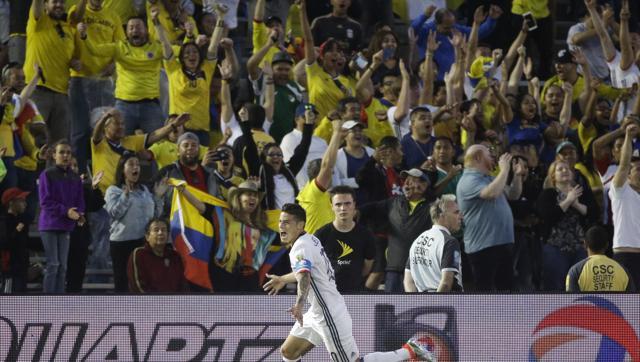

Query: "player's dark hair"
<box><xmin>282</xmin><ymin>203</ymin><xmax>306</xmax><ymax>223</ymax></box>
<box><xmin>584</xmin><ymin>225</ymin><xmax>609</xmax><ymax>254</ymax></box>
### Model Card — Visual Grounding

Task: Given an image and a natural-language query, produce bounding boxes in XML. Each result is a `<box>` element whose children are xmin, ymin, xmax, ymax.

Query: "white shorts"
<box><xmin>289</xmin><ymin>310</ymin><xmax>360</xmax><ymax>362</ymax></box>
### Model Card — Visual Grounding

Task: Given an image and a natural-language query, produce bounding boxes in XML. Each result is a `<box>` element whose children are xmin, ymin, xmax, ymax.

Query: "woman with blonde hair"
<box><xmin>536</xmin><ymin>160</ymin><xmax>598</xmax><ymax>290</ymax></box>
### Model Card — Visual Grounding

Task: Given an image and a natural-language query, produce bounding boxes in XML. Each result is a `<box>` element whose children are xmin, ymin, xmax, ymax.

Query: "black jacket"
<box><xmin>360</xmin><ymin>195</ymin><xmax>432</xmax><ymax>272</ymax></box>
<box><xmin>241</xmin><ymin>122</ymin><xmax>312</xmax><ymax>210</ymax></box>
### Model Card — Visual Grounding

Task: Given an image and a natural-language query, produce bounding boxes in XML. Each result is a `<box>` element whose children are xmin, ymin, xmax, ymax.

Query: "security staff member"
<box><xmin>404</xmin><ymin>194</ymin><xmax>463</xmax><ymax>293</ymax></box>
<box><xmin>566</xmin><ymin>226</ymin><xmax>636</xmax><ymax>292</ymax></box>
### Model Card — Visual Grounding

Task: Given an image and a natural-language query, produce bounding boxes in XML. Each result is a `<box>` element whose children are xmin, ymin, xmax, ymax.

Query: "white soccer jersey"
<box><xmin>289</xmin><ymin>233</ymin><xmax>360</xmax><ymax>361</ymax></box>
<box><xmin>290</xmin><ymin>233</ymin><xmax>348</xmax><ymax>320</ymax></box>
<box><xmin>607</xmin><ymin>52</ymin><xmax>640</xmax><ymax>121</ymax></box>
<box><xmin>406</xmin><ymin>225</ymin><xmax>462</xmax><ymax>292</ymax></box>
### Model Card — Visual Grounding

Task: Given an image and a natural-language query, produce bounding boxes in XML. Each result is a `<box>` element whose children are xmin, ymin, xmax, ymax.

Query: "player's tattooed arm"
<box><xmin>289</xmin><ymin>272</ymin><xmax>311</xmax><ymax>325</ymax></box>
<box><xmin>295</xmin><ymin>272</ymin><xmax>311</xmax><ymax>307</ymax></box>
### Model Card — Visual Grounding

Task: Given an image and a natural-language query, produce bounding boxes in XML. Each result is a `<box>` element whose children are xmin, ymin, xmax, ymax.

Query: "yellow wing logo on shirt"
<box><xmin>337</xmin><ymin>240</ymin><xmax>353</xmax><ymax>259</ymax></box>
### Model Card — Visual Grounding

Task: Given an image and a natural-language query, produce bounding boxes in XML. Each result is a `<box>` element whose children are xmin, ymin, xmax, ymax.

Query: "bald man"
<box><xmin>456</xmin><ymin>145</ymin><xmax>526</xmax><ymax>291</ymax></box>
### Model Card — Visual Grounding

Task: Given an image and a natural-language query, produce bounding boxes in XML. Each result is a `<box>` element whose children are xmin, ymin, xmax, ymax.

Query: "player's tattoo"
<box><xmin>295</xmin><ymin>272</ymin><xmax>311</xmax><ymax>306</ymax></box>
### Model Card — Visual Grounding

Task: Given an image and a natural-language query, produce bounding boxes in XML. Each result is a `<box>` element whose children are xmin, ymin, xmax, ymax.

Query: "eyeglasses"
<box><xmin>55</xmin><ymin>23</ymin><xmax>66</xmax><ymax>38</ymax></box>
<box><xmin>266</xmin><ymin>153</ymin><xmax>283</xmax><ymax>158</ymax></box>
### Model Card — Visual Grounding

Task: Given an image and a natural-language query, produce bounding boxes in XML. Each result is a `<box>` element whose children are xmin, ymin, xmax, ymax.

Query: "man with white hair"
<box><xmin>456</xmin><ymin>144</ymin><xmax>526</xmax><ymax>291</ymax></box>
<box><xmin>404</xmin><ymin>194</ymin><xmax>463</xmax><ymax>292</ymax></box>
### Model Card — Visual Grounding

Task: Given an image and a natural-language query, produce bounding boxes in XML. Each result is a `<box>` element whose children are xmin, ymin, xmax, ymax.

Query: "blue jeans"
<box><xmin>40</xmin><ymin>231</ymin><xmax>71</xmax><ymax>293</ymax></box>
<box><xmin>115</xmin><ymin>99</ymin><xmax>164</xmax><ymax>135</ymax></box>
<box><xmin>69</xmin><ymin>77</ymin><xmax>115</xmax><ymax>173</ymax></box>
<box><xmin>542</xmin><ymin>244</ymin><xmax>586</xmax><ymax>291</ymax></box>
<box><xmin>384</xmin><ymin>271</ymin><xmax>404</xmax><ymax>293</ymax></box>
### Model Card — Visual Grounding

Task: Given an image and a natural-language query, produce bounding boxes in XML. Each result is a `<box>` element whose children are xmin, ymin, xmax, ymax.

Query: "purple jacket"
<box><xmin>38</xmin><ymin>166</ymin><xmax>85</xmax><ymax>232</ymax></box>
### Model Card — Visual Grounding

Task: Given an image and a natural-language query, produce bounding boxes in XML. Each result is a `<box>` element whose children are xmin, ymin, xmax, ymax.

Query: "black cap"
<box><xmin>271</xmin><ymin>51</ymin><xmax>294</xmax><ymax>65</ymax></box>
<box><xmin>554</xmin><ymin>48</ymin><xmax>574</xmax><ymax>64</ymax></box>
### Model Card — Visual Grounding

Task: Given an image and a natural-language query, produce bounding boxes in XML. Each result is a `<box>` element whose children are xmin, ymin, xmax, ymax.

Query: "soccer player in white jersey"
<box><xmin>404</xmin><ymin>195</ymin><xmax>464</xmax><ymax>293</ymax></box>
<box><xmin>264</xmin><ymin>203</ymin><xmax>436</xmax><ymax>362</ymax></box>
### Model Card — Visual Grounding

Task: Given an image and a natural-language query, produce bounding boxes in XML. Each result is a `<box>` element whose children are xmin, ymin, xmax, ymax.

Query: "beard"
<box><xmin>180</xmin><ymin>154</ymin><xmax>198</xmax><ymax>167</ymax></box>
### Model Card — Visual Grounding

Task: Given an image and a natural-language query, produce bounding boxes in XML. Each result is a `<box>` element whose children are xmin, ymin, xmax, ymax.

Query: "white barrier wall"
<box><xmin>1</xmin><ymin>294</ymin><xmax>639</xmax><ymax>361</ymax></box>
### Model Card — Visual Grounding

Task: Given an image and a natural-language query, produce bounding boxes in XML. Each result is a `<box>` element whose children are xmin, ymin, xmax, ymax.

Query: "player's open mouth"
<box><xmin>280</xmin><ymin>232</ymin><xmax>287</xmax><ymax>239</ymax></box>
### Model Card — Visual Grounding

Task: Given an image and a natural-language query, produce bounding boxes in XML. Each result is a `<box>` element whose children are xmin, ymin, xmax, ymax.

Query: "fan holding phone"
<box><xmin>365</xmin><ymin>29</ymin><xmax>401</xmax><ymax>86</ymax></box>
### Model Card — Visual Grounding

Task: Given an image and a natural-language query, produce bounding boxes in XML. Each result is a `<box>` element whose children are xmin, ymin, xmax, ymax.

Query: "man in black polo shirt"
<box><xmin>314</xmin><ymin>185</ymin><xmax>375</xmax><ymax>292</ymax></box>
<box><xmin>360</xmin><ymin>168</ymin><xmax>432</xmax><ymax>292</ymax></box>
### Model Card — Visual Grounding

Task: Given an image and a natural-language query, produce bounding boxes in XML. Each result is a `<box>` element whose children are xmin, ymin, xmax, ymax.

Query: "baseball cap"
<box><xmin>555</xmin><ymin>140</ymin><xmax>577</xmax><ymax>154</ymax></box>
<box><xmin>2</xmin><ymin>187</ymin><xmax>30</xmax><ymax>207</ymax></box>
<box><xmin>400</xmin><ymin>168</ymin><xmax>430</xmax><ymax>184</ymax></box>
<box><xmin>177</xmin><ymin>132</ymin><xmax>200</xmax><ymax>146</ymax></box>
<box><xmin>409</xmin><ymin>106</ymin><xmax>432</xmax><ymax>119</ymax></box>
<box><xmin>271</xmin><ymin>51</ymin><xmax>294</xmax><ymax>65</ymax></box>
<box><xmin>295</xmin><ymin>103</ymin><xmax>318</xmax><ymax>118</ymax></box>
<box><xmin>342</xmin><ymin>120</ymin><xmax>364</xmax><ymax>130</ymax></box>
<box><xmin>554</xmin><ymin>48</ymin><xmax>574</xmax><ymax>64</ymax></box>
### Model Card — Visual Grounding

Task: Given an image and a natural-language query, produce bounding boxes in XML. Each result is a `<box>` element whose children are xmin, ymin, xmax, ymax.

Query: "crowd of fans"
<box><xmin>0</xmin><ymin>0</ymin><xmax>639</xmax><ymax>294</ymax></box>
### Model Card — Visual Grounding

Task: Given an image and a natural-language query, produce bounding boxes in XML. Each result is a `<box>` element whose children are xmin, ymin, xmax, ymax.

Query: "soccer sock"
<box><xmin>282</xmin><ymin>358</ymin><xmax>301</xmax><ymax>362</ymax></box>
<box><xmin>362</xmin><ymin>348</ymin><xmax>411</xmax><ymax>362</ymax></box>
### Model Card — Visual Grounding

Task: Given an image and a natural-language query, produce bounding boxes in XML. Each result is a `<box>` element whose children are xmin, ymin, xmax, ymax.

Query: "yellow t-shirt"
<box><xmin>541</xmin><ymin>75</ymin><xmax>621</xmax><ymax>106</ymax></box>
<box><xmin>297</xmin><ymin>179</ymin><xmax>334</xmax><ymax>234</ymax></box>
<box><xmin>91</xmin><ymin>135</ymin><xmax>146</xmax><ymax>193</ymax></box>
<box><xmin>312</xmin><ymin>116</ymin><xmax>333</xmax><ymax>144</ymax></box>
<box><xmin>408</xmin><ymin>199</ymin><xmax>424</xmax><ymax>215</ymax></box>
<box><xmin>14</xmin><ymin>101</ymin><xmax>45</xmax><ymax>171</ymax></box>
<box><xmin>364</xmin><ymin>98</ymin><xmax>394</xmax><ymax>147</ymax></box>
<box><xmin>24</xmin><ymin>8</ymin><xmax>76</xmax><ymax>94</ymax></box>
<box><xmin>252</xmin><ymin>21</ymin><xmax>280</xmax><ymax>64</ymax></box>
<box><xmin>69</xmin><ymin>5</ymin><xmax>124</xmax><ymax>77</ymax></box>
<box><xmin>148</xmin><ymin>140</ymin><xmax>208</xmax><ymax>169</ymax></box>
<box><xmin>146</xmin><ymin>2</ymin><xmax>198</xmax><ymax>44</ymax></box>
<box><xmin>0</xmin><ymin>104</ymin><xmax>17</xmax><ymax>157</ymax></box>
<box><xmin>512</xmin><ymin>0</ymin><xmax>550</xmax><ymax>18</ymax></box>
<box><xmin>575</xmin><ymin>162</ymin><xmax>603</xmax><ymax>192</ymax></box>
<box><xmin>104</xmin><ymin>0</ymin><xmax>138</xmax><ymax>25</ymax></box>
<box><xmin>566</xmin><ymin>254</ymin><xmax>632</xmax><ymax>292</ymax></box>
<box><xmin>85</xmin><ymin>39</ymin><xmax>164</xmax><ymax>101</ymax></box>
<box><xmin>165</xmin><ymin>57</ymin><xmax>216</xmax><ymax>131</ymax></box>
<box><xmin>306</xmin><ymin>61</ymin><xmax>357</xmax><ymax>121</ymax></box>
<box><xmin>577</xmin><ymin>122</ymin><xmax>598</xmax><ymax>154</ymax></box>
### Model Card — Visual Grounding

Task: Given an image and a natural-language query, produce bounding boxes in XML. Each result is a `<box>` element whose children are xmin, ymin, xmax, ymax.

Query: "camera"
<box><xmin>210</xmin><ymin>149</ymin><xmax>230</xmax><ymax>162</ymax></box>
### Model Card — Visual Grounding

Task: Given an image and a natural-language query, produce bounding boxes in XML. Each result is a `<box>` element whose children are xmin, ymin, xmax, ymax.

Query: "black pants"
<box><xmin>66</xmin><ymin>225</ymin><xmax>90</xmax><ymax>293</ymax></box>
<box><xmin>110</xmin><ymin>239</ymin><xmax>144</xmax><ymax>293</ymax></box>
<box><xmin>467</xmin><ymin>244</ymin><xmax>514</xmax><ymax>292</ymax></box>
<box><xmin>613</xmin><ymin>252</ymin><xmax>640</xmax><ymax>291</ymax></box>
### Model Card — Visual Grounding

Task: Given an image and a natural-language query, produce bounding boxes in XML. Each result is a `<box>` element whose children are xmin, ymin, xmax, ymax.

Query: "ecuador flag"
<box><xmin>169</xmin><ymin>180</ymin><xmax>228</xmax><ymax>291</ymax></box>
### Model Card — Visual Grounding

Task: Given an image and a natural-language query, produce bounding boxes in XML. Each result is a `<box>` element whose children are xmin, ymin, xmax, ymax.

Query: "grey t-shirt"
<box><xmin>456</xmin><ymin>169</ymin><xmax>514</xmax><ymax>254</ymax></box>
<box><xmin>567</xmin><ymin>22</ymin><xmax>610</xmax><ymax>80</ymax></box>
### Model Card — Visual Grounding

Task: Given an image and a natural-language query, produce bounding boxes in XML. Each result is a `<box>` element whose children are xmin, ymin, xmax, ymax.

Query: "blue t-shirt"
<box><xmin>401</xmin><ymin>134</ymin><xmax>435</xmax><ymax>169</ymax></box>
<box><xmin>456</xmin><ymin>168</ymin><xmax>514</xmax><ymax>254</ymax></box>
<box><xmin>507</xmin><ymin>117</ymin><xmax>547</xmax><ymax>149</ymax></box>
